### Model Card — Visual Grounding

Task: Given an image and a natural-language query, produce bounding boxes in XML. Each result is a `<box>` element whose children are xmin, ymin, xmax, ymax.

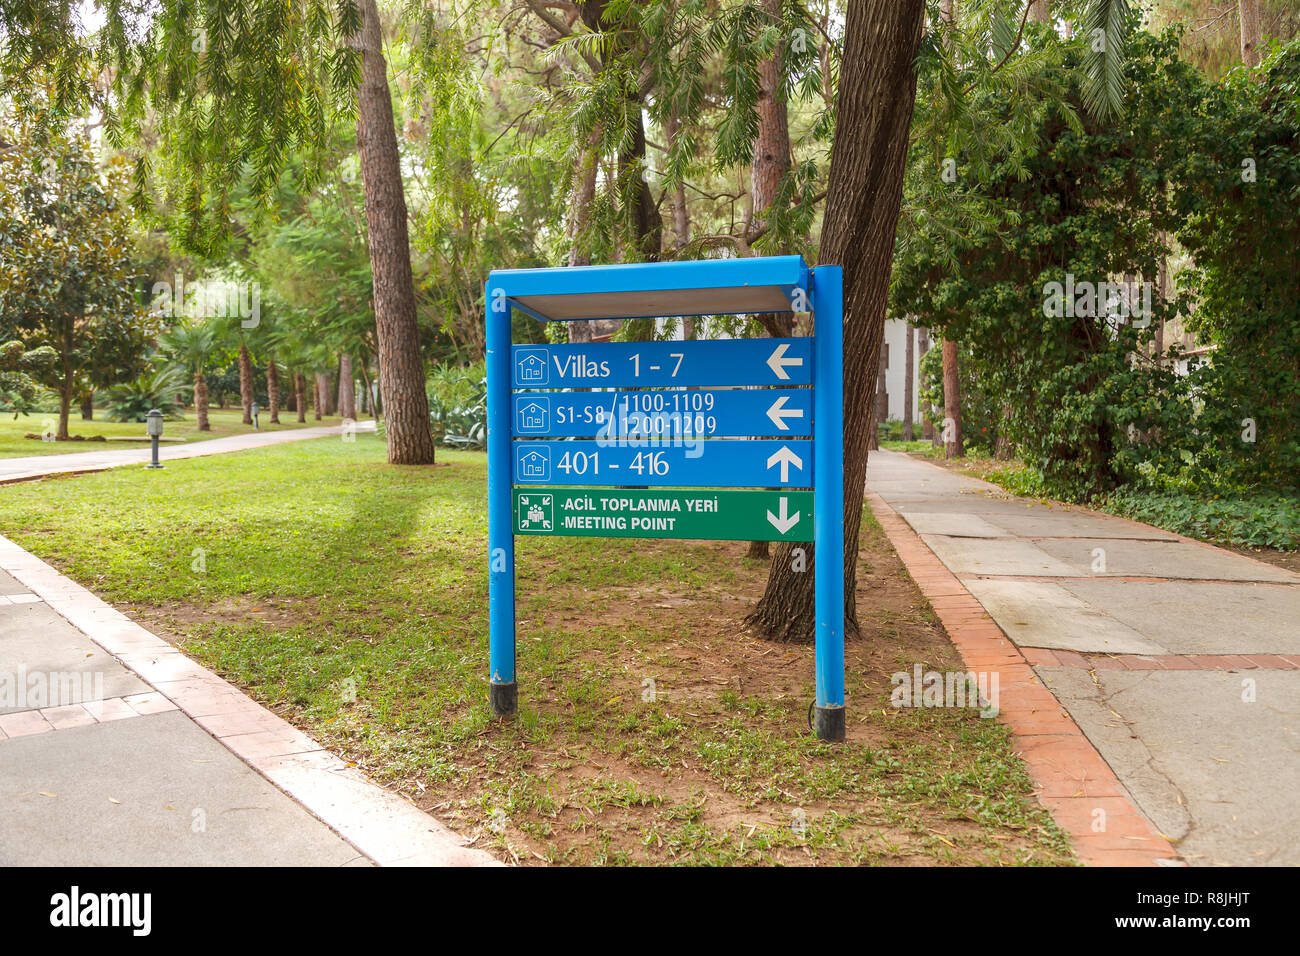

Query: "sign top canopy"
<box><xmin>488</xmin><ymin>254</ymin><xmax>810</xmax><ymax>323</ymax></box>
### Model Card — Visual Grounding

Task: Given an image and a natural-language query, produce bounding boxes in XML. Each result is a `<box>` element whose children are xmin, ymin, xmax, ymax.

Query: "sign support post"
<box><xmin>486</xmin><ymin>282</ymin><xmax>517</xmax><ymax>716</ymax></box>
<box><xmin>812</xmin><ymin>265</ymin><xmax>845</xmax><ymax>742</ymax></box>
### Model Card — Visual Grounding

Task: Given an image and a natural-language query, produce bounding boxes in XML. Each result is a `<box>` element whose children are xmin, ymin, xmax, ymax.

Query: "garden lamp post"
<box><xmin>146</xmin><ymin>409</ymin><xmax>164</xmax><ymax>470</ymax></box>
<box><xmin>252</xmin><ymin>402</ymin><xmax>260</xmax><ymax>430</ymax></box>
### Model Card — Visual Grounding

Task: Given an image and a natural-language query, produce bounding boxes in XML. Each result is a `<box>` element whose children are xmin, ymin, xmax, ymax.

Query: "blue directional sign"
<box><xmin>511</xmin><ymin>338</ymin><xmax>811</xmax><ymax>388</ymax></box>
<box><xmin>511</xmin><ymin>389</ymin><xmax>812</xmax><ymax>438</ymax></box>
<box><xmin>485</xmin><ymin>255</ymin><xmax>846</xmax><ymax>742</ymax></box>
<box><xmin>512</xmin><ymin>439</ymin><xmax>812</xmax><ymax>487</ymax></box>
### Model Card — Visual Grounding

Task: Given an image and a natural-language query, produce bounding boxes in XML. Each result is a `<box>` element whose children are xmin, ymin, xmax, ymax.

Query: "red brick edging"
<box><xmin>867</xmin><ymin>492</ymin><xmax>1181</xmax><ymax>867</ymax></box>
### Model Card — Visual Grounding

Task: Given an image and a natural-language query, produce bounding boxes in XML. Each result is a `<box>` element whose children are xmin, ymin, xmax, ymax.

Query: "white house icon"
<box><xmin>517</xmin><ymin>448</ymin><xmax>550</xmax><ymax>481</ymax></box>
<box><xmin>515</xmin><ymin>350</ymin><xmax>548</xmax><ymax>385</ymax></box>
<box><xmin>517</xmin><ymin>400</ymin><xmax>549</xmax><ymax>432</ymax></box>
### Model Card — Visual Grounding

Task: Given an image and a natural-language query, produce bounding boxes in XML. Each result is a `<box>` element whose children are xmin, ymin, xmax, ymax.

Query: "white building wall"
<box><xmin>881</xmin><ymin>318</ymin><xmax>923</xmax><ymax>422</ymax></box>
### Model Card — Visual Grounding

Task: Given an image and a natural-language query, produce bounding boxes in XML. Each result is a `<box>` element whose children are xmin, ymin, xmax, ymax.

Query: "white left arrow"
<box><xmin>766</xmin><ymin>497</ymin><xmax>801</xmax><ymax>534</ymax></box>
<box><xmin>766</xmin><ymin>343</ymin><xmax>804</xmax><ymax>380</ymax></box>
<box><xmin>765</xmin><ymin>395</ymin><xmax>804</xmax><ymax>431</ymax></box>
<box><xmin>766</xmin><ymin>445</ymin><xmax>804</xmax><ymax>483</ymax></box>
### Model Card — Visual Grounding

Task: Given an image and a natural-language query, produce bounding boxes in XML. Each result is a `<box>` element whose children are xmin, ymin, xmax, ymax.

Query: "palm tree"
<box><xmin>162</xmin><ymin>323</ymin><xmax>218</xmax><ymax>431</ymax></box>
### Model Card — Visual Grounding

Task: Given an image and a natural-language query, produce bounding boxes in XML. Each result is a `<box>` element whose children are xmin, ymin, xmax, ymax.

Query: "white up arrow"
<box><xmin>766</xmin><ymin>445</ymin><xmax>804</xmax><ymax>483</ymax></box>
<box><xmin>765</xmin><ymin>395</ymin><xmax>804</xmax><ymax>431</ymax></box>
<box><xmin>766</xmin><ymin>497</ymin><xmax>801</xmax><ymax>534</ymax></box>
<box><xmin>766</xmin><ymin>343</ymin><xmax>804</xmax><ymax>380</ymax></box>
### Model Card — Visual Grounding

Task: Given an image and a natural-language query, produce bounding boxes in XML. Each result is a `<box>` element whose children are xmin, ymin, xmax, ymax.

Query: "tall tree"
<box><xmin>942</xmin><ymin>337</ymin><xmax>963</xmax><ymax>457</ymax></box>
<box><xmin>0</xmin><ymin>122</ymin><xmax>157</xmax><ymax>440</ymax></box>
<box><xmin>1240</xmin><ymin>0</ymin><xmax>1262</xmax><ymax>67</ymax></box>
<box><xmin>747</xmin><ymin>0</ymin><xmax>796</xmax><ymax>561</ymax></box>
<box><xmin>350</xmin><ymin>0</ymin><xmax>436</xmax><ymax>462</ymax></box>
<box><xmin>162</xmin><ymin>323</ymin><xmax>218</xmax><ymax>432</ymax></box>
<box><xmin>938</xmin><ymin>0</ymin><xmax>963</xmax><ymax>460</ymax></box>
<box><xmin>903</xmin><ymin>320</ymin><xmax>915</xmax><ymax>440</ymax></box>
<box><xmin>747</xmin><ymin>0</ymin><xmax>927</xmax><ymax>641</ymax></box>
<box><xmin>338</xmin><ymin>353</ymin><xmax>357</xmax><ymax>419</ymax></box>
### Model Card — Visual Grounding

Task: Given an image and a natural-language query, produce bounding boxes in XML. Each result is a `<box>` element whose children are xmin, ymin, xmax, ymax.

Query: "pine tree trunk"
<box><xmin>79</xmin><ymin>389</ymin><xmax>93</xmax><ymax>420</ymax></box>
<box><xmin>238</xmin><ymin>342</ymin><xmax>254</xmax><ymax>425</ymax></box>
<box><xmin>746</xmin><ymin>0</ymin><xmax>927</xmax><ymax>642</ymax></box>
<box><xmin>57</xmin><ymin>366</ymin><xmax>72</xmax><ymax>440</ymax></box>
<box><xmin>1028</xmin><ymin>0</ymin><xmax>1050</xmax><ymax>24</ymax></box>
<box><xmin>665</xmin><ymin>112</ymin><xmax>690</xmax><ymax>251</ymax></box>
<box><xmin>943</xmin><ymin>338</ymin><xmax>963</xmax><ymax>458</ymax></box>
<box><xmin>338</xmin><ymin>353</ymin><xmax>356</xmax><ymax>419</ymax></box>
<box><xmin>903</xmin><ymin>321</ymin><xmax>914</xmax><ymax>440</ymax></box>
<box><xmin>359</xmin><ymin>360</ymin><xmax>378</xmax><ymax>420</ymax></box>
<box><xmin>918</xmin><ymin>326</ymin><xmax>935</xmax><ymax>440</ymax></box>
<box><xmin>266</xmin><ymin>351</ymin><xmax>281</xmax><ymax>424</ymax></box>
<box><xmin>295</xmin><ymin>372</ymin><xmax>307</xmax><ymax>423</ymax></box>
<box><xmin>995</xmin><ymin>403</ymin><xmax>1013</xmax><ymax>459</ymax></box>
<box><xmin>195</xmin><ymin>369</ymin><xmax>210</xmax><ymax>431</ymax></box>
<box><xmin>1239</xmin><ymin>0</ymin><xmax>1262</xmax><ymax>68</ymax></box>
<box><xmin>351</xmin><ymin>0</ymin><xmax>436</xmax><ymax>464</ymax></box>
<box><xmin>746</xmin><ymin>0</ymin><xmax>794</xmax><ymax>561</ymax></box>
<box><xmin>315</xmin><ymin>372</ymin><xmax>327</xmax><ymax>421</ymax></box>
<box><xmin>566</xmin><ymin>130</ymin><xmax>601</xmax><ymax>343</ymax></box>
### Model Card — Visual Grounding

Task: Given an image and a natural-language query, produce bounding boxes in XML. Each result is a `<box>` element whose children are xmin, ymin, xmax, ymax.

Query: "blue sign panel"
<box><xmin>511</xmin><ymin>388</ymin><xmax>812</xmax><ymax>438</ymax></box>
<box><xmin>510</xmin><ymin>338</ymin><xmax>811</xmax><ymax>389</ymax></box>
<box><xmin>486</xmin><ymin>256</ymin><xmax>846</xmax><ymax>741</ymax></box>
<box><xmin>512</xmin><ymin>439</ymin><xmax>813</xmax><ymax>487</ymax></box>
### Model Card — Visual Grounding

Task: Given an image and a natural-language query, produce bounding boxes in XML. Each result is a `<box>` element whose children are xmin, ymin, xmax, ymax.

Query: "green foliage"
<box><xmin>0</xmin><ymin>339</ymin><xmax>57</xmax><ymax>415</ymax></box>
<box><xmin>1102</xmin><ymin>490</ymin><xmax>1300</xmax><ymax>551</ymax></box>
<box><xmin>917</xmin><ymin>340</ymin><xmax>1006</xmax><ymax>456</ymax></box>
<box><xmin>161</xmin><ymin>322</ymin><xmax>218</xmax><ymax>376</ymax></box>
<box><xmin>0</xmin><ymin>107</ymin><xmax>160</xmax><ymax>422</ymax></box>
<box><xmin>895</xmin><ymin>31</ymin><xmax>1213</xmax><ymax>498</ymax></box>
<box><xmin>1081</xmin><ymin>0</ymin><xmax>1137</xmax><ymax>120</ymax></box>
<box><xmin>1163</xmin><ymin>40</ymin><xmax>1300</xmax><ymax>493</ymax></box>
<box><xmin>104</xmin><ymin>366</ymin><xmax>187</xmax><ymax>422</ymax></box>
<box><xmin>426</xmin><ymin>360</ymin><xmax>486</xmax><ymax>447</ymax></box>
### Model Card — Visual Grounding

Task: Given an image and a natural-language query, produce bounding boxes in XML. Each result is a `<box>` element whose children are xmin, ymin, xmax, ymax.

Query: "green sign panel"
<box><xmin>513</xmin><ymin>489</ymin><xmax>813</xmax><ymax>542</ymax></box>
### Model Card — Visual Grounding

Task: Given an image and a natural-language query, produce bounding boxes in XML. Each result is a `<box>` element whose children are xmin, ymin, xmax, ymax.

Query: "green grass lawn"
<box><xmin>879</xmin><ymin>439</ymin><xmax>944</xmax><ymax>456</ymax></box>
<box><xmin>0</xmin><ymin>435</ymin><xmax>1075</xmax><ymax>865</ymax></box>
<box><xmin>0</xmin><ymin>407</ymin><xmax>344</xmax><ymax>458</ymax></box>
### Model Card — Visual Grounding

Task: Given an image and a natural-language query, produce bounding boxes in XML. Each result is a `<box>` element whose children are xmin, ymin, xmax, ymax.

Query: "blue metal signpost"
<box><xmin>485</xmin><ymin>255</ymin><xmax>846</xmax><ymax>741</ymax></box>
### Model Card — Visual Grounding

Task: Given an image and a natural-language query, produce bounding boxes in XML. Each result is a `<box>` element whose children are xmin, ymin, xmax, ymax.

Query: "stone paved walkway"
<box><xmin>867</xmin><ymin>450</ymin><xmax>1300</xmax><ymax>866</ymax></box>
<box><xmin>0</xmin><ymin>420</ymin><xmax>375</xmax><ymax>484</ymax></box>
<box><xmin>0</xmin><ymin>533</ymin><xmax>497</xmax><ymax>867</ymax></box>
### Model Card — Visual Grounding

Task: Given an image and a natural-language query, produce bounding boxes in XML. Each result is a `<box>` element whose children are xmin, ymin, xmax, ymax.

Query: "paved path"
<box><xmin>0</xmin><ymin>536</ymin><xmax>497</xmax><ymax>866</ymax></box>
<box><xmin>0</xmin><ymin>421</ymin><xmax>376</xmax><ymax>484</ymax></box>
<box><xmin>867</xmin><ymin>450</ymin><xmax>1300</xmax><ymax>866</ymax></box>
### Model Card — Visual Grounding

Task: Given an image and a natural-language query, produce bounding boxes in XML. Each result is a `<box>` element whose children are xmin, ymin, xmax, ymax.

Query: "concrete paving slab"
<box><xmin>0</xmin><ymin>710</ymin><xmax>366</xmax><ymax>866</ymax></box>
<box><xmin>922</xmin><ymin>535</ymin><xmax>1080</xmax><ymax>576</ymax></box>
<box><xmin>1034</xmin><ymin>666</ymin><xmax>1194</xmax><ymax>839</ymax></box>
<box><xmin>1060</xmin><ymin>580</ymin><xmax>1300</xmax><ymax>656</ymax></box>
<box><xmin>0</xmin><ymin>602</ymin><xmax>149</xmax><ymax>713</ymax></box>
<box><xmin>0</xmin><ymin>570</ymin><xmax>29</xmax><ymax>595</ymax></box>
<box><xmin>964</xmin><ymin>579</ymin><xmax>1166</xmax><ymax>655</ymax></box>
<box><xmin>0</xmin><ymin>532</ymin><xmax>500</xmax><ymax>867</ymax></box>
<box><xmin>868</xmin><ymin>449</ymin><xmax>1300</xmax><ymax>866</ymax></box>
<box><xmin>899</xmin><ymin>512</ymin><xmax>1007</xmax><ymax>538</ymax></box>
<box><xmin>896</xmin><ymin>496</ymin><xmax>1080</xmax><ymax>516</ymax></box>
<box><xmin>1039</xmin><ymin>666</ymin><xmax>1300</xmax><ymax>866</ymax></box>
<box><xmin>1034</xmin><ymin>537</ymin><xmax>1300</xmax><ymax>582</ymax></box>
<box><xmin>981</xmin><ymin>512</ymin><xmax>1181</xmax><ymax>541</ymax></box>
